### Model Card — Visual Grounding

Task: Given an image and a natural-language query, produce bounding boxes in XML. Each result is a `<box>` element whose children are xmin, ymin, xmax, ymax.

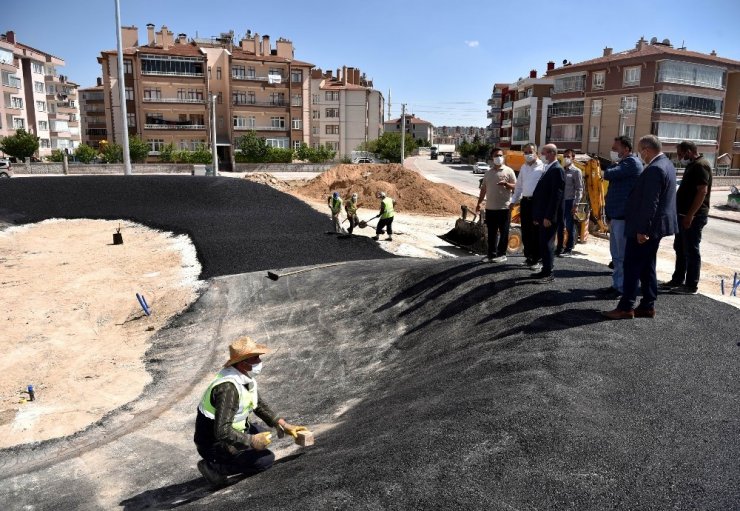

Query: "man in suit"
<box><xmin>602</xmin><ymin>135</ymin><xmax>678</xmax><ymax>319</ymax></box>
<box><xmin>531</xmin><ymin>143</ymin><xmax>565</xmax><ymax>282</ymax></box>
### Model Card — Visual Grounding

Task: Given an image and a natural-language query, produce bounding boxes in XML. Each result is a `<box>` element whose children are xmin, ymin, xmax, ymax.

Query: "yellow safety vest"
<box><xmin>380</xmin><ymin>197</ymin><xmax>395</xmax><ymax>219</ymax></box>
<box><xmin>329</xmin><ymin>197</ymin><xmax>343</xmax><ymax>214</ymax></box>
<box><xmin>345</xmin><ymin>200</ymin><xmax>358</xmax><ymax>215</ymax></box>
<box><xmin>197</xmin><ymin>367</ymin><xmax>258</xmax><ymax>433</ymax></box>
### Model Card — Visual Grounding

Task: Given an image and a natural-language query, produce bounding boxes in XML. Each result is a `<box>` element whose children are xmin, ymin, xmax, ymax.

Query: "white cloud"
<box><xmin>465</xmin><ymin>40</ymin><xmax>480</xmax><ymax>48</ymax></box>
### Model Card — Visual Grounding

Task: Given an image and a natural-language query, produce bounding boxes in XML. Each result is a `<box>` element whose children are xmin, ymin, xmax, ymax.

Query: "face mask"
<box><xmin>541</xmin><ymin>156</ymin><xmax>549</xmax><ymax>165</ymax></box>
<box><xmin>493</xmin><ymin>156</ymin><xmax>504</xmax><ymax>166</ymax></box>
<box><xmin>247</xmin><ymin>361</ymin><xmax>263</xmax><ymax>376</ymax></box>
<box><xmin>679</xmin><ymin>158</ymin><xmax>690</xmax><ymax>165</ymax></box>
<box><xmin>610</xmin><ymin>151</ymin><xmax>620</xmax><ymax>162</ymax></box>
<box><xmin>564</xmin><ymin>158</ymin><xmax>572</xmax><ymax>166</ymax></box>
<box><xmin>525</xmin><ymin>153</ymin><xmax>536</xmax><ymax>163</ymax></box>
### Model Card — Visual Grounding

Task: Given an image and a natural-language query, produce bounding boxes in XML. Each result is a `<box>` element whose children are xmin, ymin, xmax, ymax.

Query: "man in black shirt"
<box><xmin>194</xmin><ymin>336</ymin><xmax>307</xmax><ymax>486</ymax></box>
<box><xmin>661</xmin><ymin>141</ymin><xmax>712</xmax><ymax>295</ymax></box>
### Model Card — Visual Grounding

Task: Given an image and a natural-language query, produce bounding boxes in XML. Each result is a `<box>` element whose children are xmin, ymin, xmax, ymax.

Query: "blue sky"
<box><xmin>5</xmin><ymin>0</ymin><xmax>740</xmax><ymax>126</ymax></box>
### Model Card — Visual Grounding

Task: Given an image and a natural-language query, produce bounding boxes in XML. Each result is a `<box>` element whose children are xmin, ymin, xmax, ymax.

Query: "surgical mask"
<box><xmin>247</xmin><ymin>362</ymin><xmax>263</xmax><ymax>376</ymax></box>
<box><xmin>564</xmin><ymin>158</ymin><xmax>572</xmax><ymax>167</ymax></box>
<box><xmin>679</xmin><ymin>158</ymin><xmax>691</xmax><ymax>166</ymax></box>
<box><xmin>493</xmin><ymin>156</ymin><xmax>504</xmax><ymax>166</ymax></box>
<box><xmin>541</xmin><ymin>156</ymin><xmax>549</xmax><ymax>165</ymax></box>
<box><xmin>525</xmin><ymin>153</ymin><xmax>536</xmax><ymax>163</ymax></box>
<box><xmin>610</xmin><ymin>151</ymin><xmax>620</xmax><ymax>162</ymax></box>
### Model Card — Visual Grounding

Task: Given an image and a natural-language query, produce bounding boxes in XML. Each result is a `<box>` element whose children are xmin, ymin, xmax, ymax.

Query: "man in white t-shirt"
<box><xmin>476</xmin><ymin>147</ymin><xmax>517</xmax><ymax>263</ymax></box>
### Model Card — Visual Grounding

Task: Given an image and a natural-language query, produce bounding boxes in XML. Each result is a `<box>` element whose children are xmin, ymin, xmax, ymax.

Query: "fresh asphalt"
<box><xmin>0</xmin><ymin>176</ymin><xmax>738</xmax><ymax>510</ymax></box>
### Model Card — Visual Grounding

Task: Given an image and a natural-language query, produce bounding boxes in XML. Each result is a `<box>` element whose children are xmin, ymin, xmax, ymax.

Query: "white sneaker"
<box><xmin>481</xmin><ymin>256</ymin><xmax>495</xmax><ymax>263</ymax></box>
<box><xmin>492</xmin><ymin>255</ymin><xmax>507</xmax><ymax>264</ymax></box>
<box><xmin>530</xmin><ymin>263</ymin><xmax>542</xmax><ymax>272</ymax></box>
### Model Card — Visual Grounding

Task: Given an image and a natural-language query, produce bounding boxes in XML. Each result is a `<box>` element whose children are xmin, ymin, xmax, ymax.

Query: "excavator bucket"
<box><xmin>438</xmin><ymin>205</ymin><xmax>523</xmax><ymax>255</ymax></box>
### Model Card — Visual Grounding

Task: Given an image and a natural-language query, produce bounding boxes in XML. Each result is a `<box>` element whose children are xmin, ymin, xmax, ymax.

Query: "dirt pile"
<box><xmin>242</xmin><ymin>172</ymin><xmax>294</xmax><ymax>192</ymax></box>
<box><xmin>296</xmin><ymin>164</ymin><xmax>477</xmax><ymax>216</ymax></box>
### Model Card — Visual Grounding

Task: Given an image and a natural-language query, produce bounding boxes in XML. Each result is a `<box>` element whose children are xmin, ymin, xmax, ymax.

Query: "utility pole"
<box><xmin>210</xmin><ymin>93</ymin><xmax>218</xmax><ymax>175</ymax></box>
<box><xmin>113</xmin><ymin>0</ymin><xmax>131</xmax><ymax>175</ymax></box>
<box><xmin>387</xmin><ymin>88</ymin><xmax>392</xmax><ymax>123</ymax></box>
<box><xmin>400</xmin><ymin>103</ymin><xmax>406</xmax><ymax>165</ymax></box>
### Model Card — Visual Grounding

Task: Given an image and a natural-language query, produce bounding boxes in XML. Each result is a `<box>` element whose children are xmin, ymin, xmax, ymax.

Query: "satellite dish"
<box><xmin>562</xmin><ymin>59</ymin><xmax>568</xmax><ymax>65</ymax></box>
<box><xmin>662</xmin><ymin>38</ymin><xmax>671</xmax><ymax>46</ymax></box>
<box><xmin>650</xmin><ymin>37</ymin><xmax>658</xmax><ymax>44</ymax></box>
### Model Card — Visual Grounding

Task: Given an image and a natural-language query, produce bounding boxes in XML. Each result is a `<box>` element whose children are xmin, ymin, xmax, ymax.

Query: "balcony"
<box><xmin>513</xmin><ymin>116</ymin><xmax>530</xmax><ymax>127</ymax></box>
<box><xmin>233</xmin><ymin>125</ymin><xmax>287</xmax><ymax>131</ymax></box>
<box><xmin>142</xmin><ymin>97</ymin><xmax>207</xmax><ymax>104</ymax></box>
<box><xmin>501</xmin><ymin>119</ymin><xmax>512</xmax><ymax>129</ymax></box>
<box><xmin>502</xmin><ymin>101</ymin><xmax>513</xmax><ymax>110</ymax></box>
<box><xmin>233</xmin><ymin>100</ymin><xmax>288</xmax><ymax>108</ymax></box>
<box><xmin>733</xmin><ymin>142</ymin><xmax>740</xmax><ymax>153</ymax></box>
<box><xmin>56</xmin><ymin>101</ymin><xmax>77</xmax><ymax>111</ymax></box>
<box><xmin>652</xmin><ymin>107</ymin><xmax>721</xmax><ymax>118</ymax></box>
<box><xmin>2</xmin><ymin>75</ymin><xmax>21</xmax><ymax>89</ymax></box>
<box><xmin>5</xmin><ymin>100</ymin><xmax>23</xmax><ymax>110</ymax></box>
<box><xmin>144</xmin><ymin>123</ymin><xmax>206</xmax><ymax>130</ymax></box>
<box><xmin>232</xmin><ymin>74</ymin><xmax>285</xmax><ymax>84</ymax></box>
<box><xmin>549</xmin><ymin>136</ymin><xmax>582</xmax><ymax>143</ymax></box>
<box><xmin>500</xmin><ymin>136</ymin><xmax>511</xmax><ymax>142</ymax></box>
<box><xmin>141</xmin><ymin>70</ymin><xmax>204</xmax><ymax>77</ymax></box>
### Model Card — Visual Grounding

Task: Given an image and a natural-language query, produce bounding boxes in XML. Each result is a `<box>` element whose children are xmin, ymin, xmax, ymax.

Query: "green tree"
<box><xmin>128</xmin><ymin>136</ymin><xmax>150</xmax><ymax>163</ymax></box>
<box><xmin>370</xmin><ymin>132</ymin><xmax>416</xmax><ymax>162</ymax></box>
<box><xmin>296</xmin><ymin>143</ymin><xmax>335</xmax><ymax>163</ymax></box>
<box><xmin>74</xmin><ymin>143</ymin><xmax>97</xmax><ymax>164</ymax></box>
<box><xmin>267</xmin><ymin>147</ymin><xmax>294</xmax><ymax>163</ymax></box>
<box><xmin>189</xmin><ymin>144</ymin><xmax>213</xmax><ymax>164</ymax></box>
<box><xmin>49</xmin><ymin>149</ymin><xmax>65</xmax><ymax>162</ymax></box>
<box><xmin>101</xmin><ymin>142</ymin><xmax>123</xmax><ymax>163</ymax></box>
<box><xmin>234</xmin><ymin>131</ymin><xmax>270</xmax><ymax>163</ymax></box>
<box><xmin>0</xmin><ymin>129</ymin><xmax>40</xmax><ymax>160</ymax></box>
<box><xmin>158</xmin><ymin>142</ymin><xmax>176</xmax><ymax>163</ymax></box>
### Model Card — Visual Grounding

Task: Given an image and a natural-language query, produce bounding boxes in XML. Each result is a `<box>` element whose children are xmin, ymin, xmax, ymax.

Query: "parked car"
<box><xmin>473</xmin><ymin>161</ymin><xmax>490</xmax><ymax>174</ymax></box>
<box><xmin>354</xmin><ymin>158</ymin><xmax>374</xmax><ymax>164</ymax></box>
<box><xmin>0</xmin><ymin>158</ymin><xmax>13</xmax><ymax>178</ymax></box>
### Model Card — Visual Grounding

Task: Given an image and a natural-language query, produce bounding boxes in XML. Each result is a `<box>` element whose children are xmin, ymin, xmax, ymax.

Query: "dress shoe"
<box><xmin>658</xmin><ymin>280</ymin><xmax>682</xmax><ymax>290</ymax></box>
<box><xmin>634</xmin><ymin>307</ymin><xmax>656</xmax><ymax>318</ymax></box>
<box><xmin>671</xmin><ymin>285</ymin><xmax>698</xmax><ymax>295</ymax></box>
<box><xmin>601</xmin><ymin>308</ymin><xmax>634</xmax><ymax>320</ymax></box>
<box><xmin>598</xmin><ymin>286</ymin><xmax>622</xmax><ymax>299</ymax></box>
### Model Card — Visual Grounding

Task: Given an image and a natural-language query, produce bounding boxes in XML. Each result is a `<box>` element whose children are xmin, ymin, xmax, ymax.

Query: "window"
<box><xmin>653</xmin><ymin>93</ymin><xmax>722</xmax><ymax>117</ymax></box>
<box><xmin>325</xmin><ymin>108</ymin><xmax>339</xmax><ymax>118</ymax></box>
<box><xmin>549</xmin><ymin>101</ymin><xmax>584</xmax><ymax>117</ymax></box>
<box><xmin>312</xmin><ymin>94</ymin><xmax>320</xmax><ymax>104</ymax></box>
<box><xmin>125</xmin><ymin>87</ymin><xmax>134</xmax><ymax>101</ymax></box>
<box><xmin>325</xmin><ymin>125</ymin><xmax>339</xmax><ymax>135</ymax></box>
<box><xmin>144</xmin><ymin>88</ymin><xmax>161</xmax><ymax>100</ymax></box>
<box><xmin>34</xmin><ymin>81</ymin><xmax>44</xmax><ymax>93</ymax></box>
<box><xmin>40</xmin><ymin>138</ymin><xmax>50</xmax><ymax>148</ymax></box>
<box><xmin>549</xmin><ymin>124</ymin><xmax>583</xmax><ymax>142</ymax></box>
<box><xmin>311</xmin><ymin>126</ymin><xmax>318</xmax><ymax>135</ymax></box>
<box><xmin>592</xmin><ymin>71</ymin><xmax>605</xmax><ymax>90</ymax></box>
<box><xmin>232</xmin><ymin>65</ymin><xmax>246</xmax><ymax>79</ymax></box>
<box><xmin>247</xmin><ymin>67</ymin><xmax>256</xmax><ymax>78</ymax></box>
<box><xmin>233</xmin><ymin>116</ymin><xmax>249</xmax><ymax>128</ymax></box>
<box><xmin>10</xmin><ymin>97</ymin><xmax>24</xmax><ymax>109</ymax></box>
<box><xmin>124</xmin><ymin>60</ymin><xmax>133</xmax><ymax>74</ymax></box>
<box><xmin>620</xmin><ymin>96</ymin><xmax>637</xmax><ymax>113</ymax></box>
<box><xmin>526</xmin><ymin>88</ymin><xmax>533</xmax><ymax>98</ymax></box>
<box><xmin>13</xmin><ymin>118</ymin><xmax>25</xmax><ymax>129</ymax></box>
<box><xmin>657</xmin><ymin>60</ymin><xmax>725</xmax><ymax>89</ymax></box>
<box><xmin>36</xmin><ymin>100</ymin><xmax>46</xmax><ymax>112</ymax></box>
<box><xmin>553</xmin><ymin>74</ymin><xmax>586</xmax><ymax>93</ymax></box>
<box><xmin>266</xmin><ymin>137</ymin><xmax>289</xmax><ymax>148</ymax></box>
<box><xmin>38</xmin><ymin>120</ymin><xmax>48</xmax><ymax>131</ymax></box>
<box><xmin>590</xmin><ymin>124</ymin><xmax>599</xmax><ymax>141</ymax></box>
<box><xmin>127</xmin><ymin>112</ymin><xmax>136</xmax><ymax>127</ymax></box>
<box><xmin>148</xmin><ymin>139</ymin><xmax>165</xmax><ymax>153</ymax></box>
<box><xmin>591</xmin><ymin>99</ymin><xmax>602</xmax><ymax>116</ymax></box>
<box><xmin>217</xmin><ymin>67</ymin><xmax>222</xmax><ymax>80</ymax></box>
<box><xmin>293</xmin><ymin>140</ymin><xmax>302</xmax><ymax>151</ymax></box>
<box><xmin>292</xmin><ymin>118</ymin><xmax>302</xmax><ymax>130</ymax></box>
<box><xmin>652</xmin><ymin>122</ymin><xmax>719</xmax><ymax>142</ymax></box>
<box><xmin>325</xmin><ymin>91</ymin><xmax>339</xmax><ymax>101</ymax></box>
<box><xmin>46</xmin><ymin>84</ymin><xmax>56</xmax><ymax>95</ymax></box>
<box><xmin>325</xmin><ymin>141</ymin><xmax>339</xmax><ymax>151</ymax></box>
<box><xmin>248</xmin><ymin>116</ymin><xmax>256</xmax><ymax>128</ymax></box>
<box><xmin>271</xmin><ymin>116</ymin><xmax>286</xmax><ymax>128</ymax></box>
<box><xmin>218</xmin><ymin>116</ymin><xmax>224</xmax><ymax>128</ymax></box>
<box><xmin>291</xmin><ymin>70</ymin><xmax>302</xmax><ymax>83</ymax></box>
<box><xmin>312</xmin><ymin>110</ymin><xmax>320</xmax><ymax>119</ymax></box>
<box><xmin>217</xmin><ymin>92</ymin><xmax>222</xmax><ymax>104</ymax></box>
<box><xmin>232</xmin><ymin>91</ymin><xmax>247</xmax><ymax>104</ymax></box>
<box><xmin>270</xmin><ymin>92</ymin><xmax>285</xmax><ymax>105</ymax></box>
<box><xmin>291</xmin><ymin>94</ymin><xmax>302</xmax><ymax>107</ymax></box>
<box><xmin>623</xmin><ymin>66</ymin><xmax>641</xmax><ymax>87</ymax></box>
<box><xmin>140</xmin><ymin>54</ymin><xmax>204</xmax><ymax>76</ymax></box>
<box><xmin>32</xmin><ymin>62</ymin><xmax>43</xmax><ymax>74</ymax></box>
<box><xmin>622</xmin><ymin>124</ymin><xmax>635</xmax><ymax>139</ymax></box>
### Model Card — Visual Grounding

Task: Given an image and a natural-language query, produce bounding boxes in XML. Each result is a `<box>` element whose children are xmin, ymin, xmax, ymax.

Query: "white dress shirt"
<box><xmin>511</xmin><ymin>160</ymin><xmax>545</xmax><ymax>203</ymax></box>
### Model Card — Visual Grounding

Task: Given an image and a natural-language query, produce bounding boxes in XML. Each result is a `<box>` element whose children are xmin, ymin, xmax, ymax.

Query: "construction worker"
<box><xmin>327</xmin><ymin>191</ymin><xmax>346</xmax><ymax>233</ymax></box>
<box><xmin>373</xmin><ymin>191</ymin><xmax>395</xmax><ymax>241</ymax></box>
<box><xmin>345</xmin><ymin>193</ymin><xmax>360</xmax><ymax>234</ymax></box>
<box><xmin>194</xmin><ymin>336</ymin><xmax>307</xmax><ymax>487</ymax></box>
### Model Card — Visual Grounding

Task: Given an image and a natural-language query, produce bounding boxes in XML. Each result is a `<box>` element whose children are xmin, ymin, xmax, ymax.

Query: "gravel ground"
<box><xmin>0</xmin><ymin>175</ymin><xmax>394</xmax><ymax>279</ymax></box>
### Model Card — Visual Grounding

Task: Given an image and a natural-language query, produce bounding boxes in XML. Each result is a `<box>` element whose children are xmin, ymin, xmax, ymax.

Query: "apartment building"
<box><xmin>0</xmin><ymin>31</ymin><xmax>81</xmax><ymax>158</ymax></box>
<box><xmin>384</xmin><ymin>114</ymin><xmax>433</xmax><ymax>142</ymax></box>
<box><xmin>98</xmin><ymin>25</ymin><xmax>312</xmax><ymax>168</ymax></box>
<box><xmin>435</xmin><ymin>126</ymin><xmax>487</xmax><ymax>146</ymax></box>
<box><xmin>486</xmin><ymin>83</ymin><xmax>506</xmax><ymax>145</ymax></box>
<box><xmin>546</xmin><ymin>37</ymin><xmax>740</xmax><ymax>167</ymax></box>
<box><xmin>79</xmin><ymin>79</ymin><xmax>107</xmax><ymax>149</ymax></box>
<box><xmin>309</xmin><ymin>66</ymin><xmax>384</xmax><ymax>155</ymax></box>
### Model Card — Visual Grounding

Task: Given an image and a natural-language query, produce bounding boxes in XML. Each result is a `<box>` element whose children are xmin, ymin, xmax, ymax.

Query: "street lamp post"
<box><xmin>113</xmin><ymin>0</ymin><xmax>132</xmax><ymax>175</ymax></box>
<box><xmin>210</xmin><ymin>93</ymin><xmax>218</xmax><ymax>175</ymax></box>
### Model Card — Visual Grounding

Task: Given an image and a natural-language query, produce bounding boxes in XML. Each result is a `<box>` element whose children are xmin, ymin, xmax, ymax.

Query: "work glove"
<box><xmin>282</xmin><ymin>423</ymin><xmax>307</xmax><ymax>439</ymax></box>
<box><xmin>250</xmin><ymin>431</ymin><xmax>272</xmax><ymax>450</ymax></box>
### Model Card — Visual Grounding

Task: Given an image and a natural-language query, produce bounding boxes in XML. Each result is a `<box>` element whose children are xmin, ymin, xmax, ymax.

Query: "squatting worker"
<box><xmin>511</xmin><ymin>143</ymin><xmax>545</xmax><ymax>268</ymax></box>
<box><xmin>328</xmin><ymin>191</ymin><xmax>346</xmax><ymax>233</ymax></box>
<box><xmin>555</xmin><ymin>149</ymin><xmax>583</xmax><ymax>257</ymax></box>
<box><xmin>373</xmin><ymin>191</ymin><xmax>396</xmax><ymax>242</ymax></box>
<box><xmin>194</xmin><ymin>336</ymin><xmax>307</xmax><ymax>487</ymax></box>
<box><xmin>345</xmin><ymin>193</ymin><xmax>360</xmax><ymax>234</ymax></box>
<box><xmin>476</xmin><ymin>147</ymin><xmax>516</xmax><ymax>264</ymax></box>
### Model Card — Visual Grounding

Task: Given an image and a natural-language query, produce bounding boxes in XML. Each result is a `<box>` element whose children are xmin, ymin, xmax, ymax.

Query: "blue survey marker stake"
<box><xmin>136</xmin><ymin>293</ymin><xmax>151</xmax><ymax>316</ymax></box>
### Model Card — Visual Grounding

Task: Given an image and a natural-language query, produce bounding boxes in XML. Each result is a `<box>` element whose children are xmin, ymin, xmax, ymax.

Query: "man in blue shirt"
<box><xmin>600</xmin><ymin>136</ymin><xmax>643</xmax><ymax>298</ymax></box>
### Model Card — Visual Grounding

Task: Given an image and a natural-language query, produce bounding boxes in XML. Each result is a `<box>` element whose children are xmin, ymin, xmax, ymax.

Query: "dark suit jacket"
<box><xmin>625</xmin><ymin>153</ymin><xmax>678</xmax><ymax>238</ymax></box>
<box><xmin>532</xmin><ymin>161</ymin><xmax>565</xmax><ymax>224</ymax></box>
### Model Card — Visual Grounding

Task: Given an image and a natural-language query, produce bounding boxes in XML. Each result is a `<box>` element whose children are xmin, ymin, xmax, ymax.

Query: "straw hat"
<box><xmin>224</xmin><ymin>336</ymin><xmax>272</xmax><ymax>367</ymax></box>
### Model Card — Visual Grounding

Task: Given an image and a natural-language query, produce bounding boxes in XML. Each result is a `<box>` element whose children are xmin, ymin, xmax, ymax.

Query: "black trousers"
<box><xmin>671</xmin><ymin>214</ymin><xmax>707</xmax><ymax>290</ymax></box>
<box><xmin>519</xmin><ymin>198</ymin><xmax>539</xmax><ymax>263</ymax></box>
<box><xmin>196</xmin><ymin>423</ymin><xmax>275</xmax><ymax>477</ymax></box>
<box><xmin>347</xmin><ymin>214</ymin><xmax>359</xmax><ymax>234</ymax></box>
<box><xmin>618</xmin><ymin>236</ymin><xmax>661</xmax><ymax>311</ymax></box>
<box><xmin>377</xmin><ymin>217</ymin><xmax>394</xmax><ymax>236</ymax></box>
<box><xmin>538</xmin><ymin>222</ymin><xmax>558</xmax><ymax>275</ymax></box>
<box><xmin>485</xmin><ymin>208</ymin><xmax>511</xmax><ymax>258</ymax></box>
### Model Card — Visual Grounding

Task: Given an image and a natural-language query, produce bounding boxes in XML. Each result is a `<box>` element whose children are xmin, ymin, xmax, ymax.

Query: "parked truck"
<box><xmin>430</xmin><ymin>144</ymin><xmax>456</xmax><ymax>160</ymax></box>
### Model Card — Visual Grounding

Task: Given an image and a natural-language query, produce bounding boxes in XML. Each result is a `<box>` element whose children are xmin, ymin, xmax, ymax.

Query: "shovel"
<box><xmin>267</xmin><ymin>262</ymin><xmax>346</xmax><ymax>281</ymax></box>
<box><xmin>358</xmin><ymin>214</ymin><xmax>380</xmax><ymax>229</ymax></box>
